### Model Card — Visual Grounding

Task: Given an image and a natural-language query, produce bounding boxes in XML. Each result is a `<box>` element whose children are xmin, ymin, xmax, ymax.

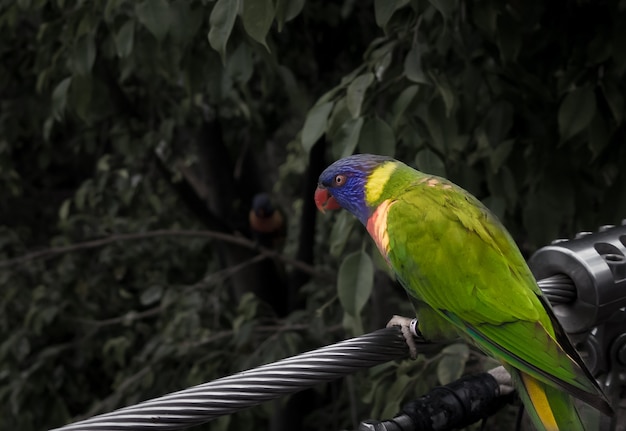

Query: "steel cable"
<box><xmin>51</xmin><ymin>327</ymin><xmax>422</xmax><ymax>431</ymax></box>
<box><xmin>538</xmin><ymin>274</ymin><xmax>577</xmax><ymax>304</ymax></box>
<box><xmin>51</xmin><ymin>274</ymin><xmax>577</xmax><ymax>431</ymax></box>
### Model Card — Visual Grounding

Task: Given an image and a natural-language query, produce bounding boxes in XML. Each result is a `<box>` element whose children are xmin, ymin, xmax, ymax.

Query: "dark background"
<box><xmin>1</xmin><ymin>1</ymin><xmax>625</xmax><ymax>430</ymax></box>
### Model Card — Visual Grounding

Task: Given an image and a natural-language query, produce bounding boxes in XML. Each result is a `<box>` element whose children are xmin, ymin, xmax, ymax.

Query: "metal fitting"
<box><xmin>528</xmin><ymin>224</ymin><xmax>626</xmax><ymax>334</ymax></box>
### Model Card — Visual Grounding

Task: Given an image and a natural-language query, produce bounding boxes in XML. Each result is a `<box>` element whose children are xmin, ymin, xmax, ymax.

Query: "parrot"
<box><xmin>249</xmin><ymin>193</ymin><xmax>286</xmax><ymax>249</ymax></box>
<box><xmin>314</xmin><ymin>154</ymin><xmax>612</xmax><ymax>431</ymax></box>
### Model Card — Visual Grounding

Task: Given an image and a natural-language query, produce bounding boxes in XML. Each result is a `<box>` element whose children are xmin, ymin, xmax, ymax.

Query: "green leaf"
<box><xmin>136</xmin><ymin>0</ymin><xmax>171</xmax><ymax>41</ymax></box>
<box><xmin>213</xmin><ymin>415</ymin><xmax>232</xmax><ymax>431</ymax></box>
<box><xmin>558</xmin><ymin>85</ymin><xmax>596</xmax><ymax>142</ymax></box>
<box><xmin>141</xmin><ymin>285</ymin><xmax>163</xmax><ymax>306</ymax></box>
<box><xmin>104</xmin><ymin>0</ymin><xmax>123</xmax><ymax>22</ymax></box>
<box><xmin>358</xmin><ymin>116</ymin><xmax>396</xmax><ymax>156</ymax></box>
<box><xmin>36</xmin><ymin>68</ymin><xmax>49</xmax><ymax>94</ymax></box>
<box><xmin>346</xmin><ymin>73</ymin><xmax>374</xmax><ymax>119</ymax></box>
<box><xmin>342</xmin><ymin>313</ymin><xmax>363</xmax><ymax>337</ymax></box>
<box><xmin>102</xmin><ymin>336</ymin><xmax>131</xmax><ymax>367</ymax></box>
<box><xmin>14</xmin><ymin>336</ymin><xmax>30</xmax><ymax>360</ymax></box>
<box><xmin>327</xmin><ymin>97</ymin><xmax>351</xmax><ymax>137</ymax></box>
<box><xmin>242</xmin><ymin>0</ymin><xmax>275</xmax><ymax>50</ymax></box>
<box><xmin>277</xmin><ymin>65</ymin><xmax>307</xmax><ymax>114</ymax></box>
<box><xmin>332</xmin><ymin>117</ymin><xmax>364</xmax><ymax>159</ymax></box>
<box><xmin>68</xmin><ymin>74</ymin><xmax>93</xmax><ymax>121</ymax></box>
<box><xmin>76</xmin><ymin>12</ymin><xmax>95</xmax><ymax>38</ymax></box>
<box><xmin>330</xmin><ymin>211</ymin><xmax>356</xmax><ymax>258</ymax></box>
<box><xmin>208</xmin><ymin>0</ymin><xmax>240</xmax><ymax>62</ymax></box>
<box><xmin>74</xmin><ymin>184</ymin><xmax>89</xmax><ymax>210</ymax></box>
<box><xmin>58</xmin><ymin>199</ymin><xmax>70</xmax><ymax>221</ymax></box>
<box><xmin>51</xmin><ymin>77</ymin><xmax>72</xmax><ymax>120</ymax></box>
<box><xmin>371</xmin><ymin>40</ymin><xmax>395</xmax><ymax>81</ymax></box>
<box><xmin>236</xmin><ymin>292</ymin><xmax>259</xmax><ymax>322</ymax></box>
<box><xmin>226</xmin><ymin>43</ymin><xmax>254</xmax><ymax>84</ymax></box>
<box><xmin>301</xmin><ymin>101</ymin><xmax>334</xmax><ymax>152</ymax></box>
<box><xmin>489</xmin><ymin>139</ymin><xmax>514</xmax><ymax>174</ymax></box>
<box><xmin>601</xmin><ymin>80</ymin><xmax>624</xmax><ymax>124</ymax></box>
<box><xmin>392</xmin><ymin>85</ymin><xmax>419</xmax><ymax>128</ymax></box>
<box><xmin>425</xmin><ymin>97</ymin><xmax>462</xmax><ymax>153</ymax></box>
<box><xmin>43</xmin><ymin>117</ymin><xmax>54</xmax><ymax>141</ymax></box>
<box><xmin>431</xmin><ymin>72</ymin><xmax>455</xmax><ymax>116</ymax></box>
<box><xmin>72</xmin><ymin>33</ymin><xmax>96</xmax><ymax>76</ymax></box>
<box><xmin>114</xmin><ymin>21</ymin><xmax>134</xmax><ymax>58</ymax></box>
<box><xmin>379</xmin><ymin>372</ymin><xmax>411</xmax><ymax>417</ymax></box>
<box><xmin>275</xmin><ymin>0</ymin><xmax>304</xmax><ymax>31</ymax></box>
<box><xmin>415</xmin><ymin>148</ymin><xmax>446</xmax><ymax>177</ymax></box>
<box><xmin>404</xmin><ymin>45</ymin><xmax>428</xmax><ymax>84</ymax></box>
<box><xmin>97</xmin><ymin>154</ymin><xmax>111</xmax><ymax>172</ymax></box>
<box><xmin>483</xmin><ymin>101</ymin><xmax>513</xmax><ymax>146</ymax></box>
<box><xmin>486</xmin><ymin>166</ymin><xmax>517</xmax><ymax>209</ymax></box>
<box><xmin>437</xmin><ymin>343</ymin><xmax>469</xmax><ymax>385</ymax></box>
<box><xmin>337</xmin><ymin>250</ymin><xmax>374</xmax><ymax>318</ymax></box>
<box><xmin>374</xmin><ymin>0</ymin><xmax>409</xmax><ymax>29</ymax></box>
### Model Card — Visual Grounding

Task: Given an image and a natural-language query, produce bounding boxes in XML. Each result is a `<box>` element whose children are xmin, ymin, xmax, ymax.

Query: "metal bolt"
<box><xmin>599</xmin><ymin>225</ymin><xmax>616</xmax><ymax>232</ymax></box>
<box><xmin>575</xmin><ymin>232</ymin><xmax>593</xmax><ymax>239</ymax></box>
<box><xmin>551</xmin><ymin>238</ymin><xmax>568</xmax><ymax>245</ymax></box>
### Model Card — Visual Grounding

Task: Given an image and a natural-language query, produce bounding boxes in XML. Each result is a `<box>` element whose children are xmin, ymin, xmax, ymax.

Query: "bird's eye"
<box><xmin>334</xmin><ymin>175</ymin><xmax>346</xmax><ymax>186</ymax></box>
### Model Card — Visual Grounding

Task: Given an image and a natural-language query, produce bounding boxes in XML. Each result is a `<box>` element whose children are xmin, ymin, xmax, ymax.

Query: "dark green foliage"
<box><xmin>0</xmin><ymin>1</ymin><xmax>623</xmax><ymax>430</ymax></box>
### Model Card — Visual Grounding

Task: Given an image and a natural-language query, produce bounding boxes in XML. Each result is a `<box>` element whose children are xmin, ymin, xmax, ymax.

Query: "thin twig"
<box><xmin>0</xmin><ymin>229</ymin><xmax>330</xmax><ymax>280</ymax></box>
<box><xmin>67</xmin><ymin>306</ymin><xmax>164</xmax><ymax>327</ymax></box>
<box><xmin>194</xmin><ymin>253</ymin><xmax>270</xmax><ymax>287</ymax></box>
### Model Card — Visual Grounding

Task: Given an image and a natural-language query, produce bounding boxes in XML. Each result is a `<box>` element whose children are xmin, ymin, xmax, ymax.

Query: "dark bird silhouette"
<box><xmin>249</xmin><ymin>193</ymin><xmax>286</xmax><ymax>249</ymax></box>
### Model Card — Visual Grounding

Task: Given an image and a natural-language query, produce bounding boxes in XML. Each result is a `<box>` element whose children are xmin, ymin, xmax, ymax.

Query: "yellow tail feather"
<box><xmin>521</xmin><ymin>373</ymin><xmax>559</xmax><ymax>431</ymax></box>
<box><xmin>509</xmin><ymin>368</ymin><xmax>586</xmax><ymax>431</ymax></box>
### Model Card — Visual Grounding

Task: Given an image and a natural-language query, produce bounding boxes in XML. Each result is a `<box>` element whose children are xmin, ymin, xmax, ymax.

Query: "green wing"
<box><xmin>386</xmin><ymin>178</ymin><xmax>543</xmax><ymax>326</ymax></box>
<box><xmin>384</xmin><ymin>176</ymin><xmax>610</xmax><ymax>413</ymax></box>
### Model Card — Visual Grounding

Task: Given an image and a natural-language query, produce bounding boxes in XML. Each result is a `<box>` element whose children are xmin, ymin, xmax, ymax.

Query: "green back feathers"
<box><xmin>382</xmin><ymin>174</ymin><xmax>550</xmax><ymax>329</ymax></box>
<box><xmin>368</xmin><ymin>162</ymin><xmax>610</xmax><ymax>415</ymax></box>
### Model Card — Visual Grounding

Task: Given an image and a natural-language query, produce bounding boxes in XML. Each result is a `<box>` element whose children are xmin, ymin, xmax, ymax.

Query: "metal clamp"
<box><xmin>529</xmin><ymin>222</ymin><xmax>626</xmax><ymax>419</ymax></box>
<box><xmin>528</xmin><ymin>222</ymin><xmax>626</xmax><ymax>334</ymax></box>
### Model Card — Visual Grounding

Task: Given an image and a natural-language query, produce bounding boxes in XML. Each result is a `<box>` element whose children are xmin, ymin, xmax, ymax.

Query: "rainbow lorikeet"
<box><xmin>249</xmin><ymin>193</ymin><xmax>286</xmax><ymax>249</ymax></box>
<box><xmin>314</xmin><ymin>154</ymin><xmax>612</xmax><ymax>431</ymax></box>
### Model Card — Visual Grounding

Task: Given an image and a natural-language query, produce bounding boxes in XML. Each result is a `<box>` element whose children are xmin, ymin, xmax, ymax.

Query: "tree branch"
<box><xmin>0</xmin><ymin>229</ymin><xmax>332</xmax><ymax>280</ymax></box>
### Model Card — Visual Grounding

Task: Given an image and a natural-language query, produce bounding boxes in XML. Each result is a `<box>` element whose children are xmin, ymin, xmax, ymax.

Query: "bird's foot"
<box><xmin>386</xmin><ymin>315</ymin><xmax>420</xmax><ymax>359</ymax></box>
<box><xmin>487</xmin><ymin>365</ymin><xmax>515</xmax><ymax>395</ymax></box>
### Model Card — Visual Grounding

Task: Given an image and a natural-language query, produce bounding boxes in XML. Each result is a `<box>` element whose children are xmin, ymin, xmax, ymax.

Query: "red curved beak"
<box><xmin>314</xmin><ymin>186</ymin><xmax>340</xmax><ymax>213</ymax></box>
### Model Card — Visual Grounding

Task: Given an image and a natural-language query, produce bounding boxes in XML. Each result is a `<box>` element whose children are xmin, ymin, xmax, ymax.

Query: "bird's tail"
<box><xmin>511</xmin><ymin>368</ymin><xmax>585</xmax><ymax>431</ymax></box>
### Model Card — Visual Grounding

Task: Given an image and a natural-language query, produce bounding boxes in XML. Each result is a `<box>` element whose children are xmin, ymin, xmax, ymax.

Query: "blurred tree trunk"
<box><xmin>190</xmin><ymin>119</ymin><xmax>290</xmax><ymax>316</ymax></box>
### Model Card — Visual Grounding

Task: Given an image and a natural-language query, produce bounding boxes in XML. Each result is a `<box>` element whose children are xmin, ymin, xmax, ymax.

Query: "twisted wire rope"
<box><xmin>538</xmin><ymin>274</ymin><xmax>577</xmax><ymax>304</ymax></box>
<box><xmin>51</xmin><ymin>327</ymin><xmax>415</xmax><ymax>430</ymax></box>
<box><xmin>51</xmin><ymin>275</ymin><xmax>576</xmax><ymax>431</ymax></box>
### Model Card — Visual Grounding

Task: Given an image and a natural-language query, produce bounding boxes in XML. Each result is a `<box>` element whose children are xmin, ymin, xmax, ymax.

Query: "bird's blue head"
<box><xmin>252</xmin><ymin>193</ymin><xmax>275</xmax><ymax>218</ymax></box>
<box><xmin>315</xmin><ymin>154</ymin><xmax>393</xmax><ymax>225</ymax></box>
